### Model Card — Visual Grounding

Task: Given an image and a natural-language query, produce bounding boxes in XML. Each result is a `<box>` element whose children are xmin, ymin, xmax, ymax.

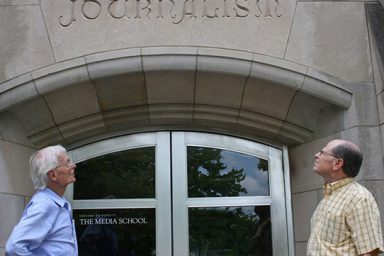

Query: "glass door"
<box><xmin>67</xmin><ymin>132</ymin><xmax>172</xmax><ymax>255</ymax></box>
<box><xmin>172</xmin><ymin>132</ymin><xmax>288</xmax><ymax>255</ymax></box>
<box><xmin>66</xmin><ymin>132</ymin><xmax>292</xmax><ymax>256</ymax></box>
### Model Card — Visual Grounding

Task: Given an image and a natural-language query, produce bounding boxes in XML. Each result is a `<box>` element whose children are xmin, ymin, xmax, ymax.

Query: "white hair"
<box><xmin>30</xmin><ymin>145</ymin><xmax>67</xmax><ymax>189</ymax></box>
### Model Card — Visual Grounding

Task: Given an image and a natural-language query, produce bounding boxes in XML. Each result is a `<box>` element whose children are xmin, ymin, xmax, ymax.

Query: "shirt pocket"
<box><xmin>318</xmin><ymin>210</ymin><xmax>349</xmax><ymax>245</ymax></box>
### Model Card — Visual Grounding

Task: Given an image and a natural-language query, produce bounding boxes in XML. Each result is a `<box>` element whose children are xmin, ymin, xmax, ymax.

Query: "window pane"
<box><xmin>74</xmin><ymin>208</ymin><xmax>156</xmax><ymax>256</ymax></box>
<box><xmin>189</xmin><ymin>206</ymin><xmax>272</xmax><ymax>256</ymax></box>
<box><xmin>187</xmin><ymin>147</ymin><xmax>269</xmax><ymax>197</ymax></box>
<box><xmin>74</xmin><ymin>147</ymin><xmax>155</xmax><ymax>199</ymax></box>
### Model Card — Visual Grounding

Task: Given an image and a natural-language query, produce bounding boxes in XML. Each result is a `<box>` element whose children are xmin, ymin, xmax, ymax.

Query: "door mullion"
<box><xmin>171</xmin><ymin>132</ymin><xmax>189</xmax><ymax>256</ymax></box>
<box><xmin>156</xmin><ymin>132</ymin><xmax>173</xmax><ymax>256</ymax></box>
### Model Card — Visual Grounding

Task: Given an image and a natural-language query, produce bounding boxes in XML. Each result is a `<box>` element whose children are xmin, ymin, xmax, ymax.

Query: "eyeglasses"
<box><xmin>319</xmin><ymin>150</ymin><xmax>341</xmax><ymax>159</ymax></box>
<box><xmin>55</xmin><ymin>160</ymin><xmax>75</xmax><ymax>169</ymax></box>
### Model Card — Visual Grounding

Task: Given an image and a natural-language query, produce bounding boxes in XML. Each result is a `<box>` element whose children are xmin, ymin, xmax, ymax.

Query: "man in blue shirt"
<box><xmin>6</xmin><ymin>145</ymin><xmax>78</xmax><ymax>256</ymax></box>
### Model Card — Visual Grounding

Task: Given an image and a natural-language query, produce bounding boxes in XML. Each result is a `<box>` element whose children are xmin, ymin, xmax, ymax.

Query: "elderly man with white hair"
<box><xmin>6</xmin><ymin>145</ymin><xmax>78</xmax><ymax>256</ymax></box>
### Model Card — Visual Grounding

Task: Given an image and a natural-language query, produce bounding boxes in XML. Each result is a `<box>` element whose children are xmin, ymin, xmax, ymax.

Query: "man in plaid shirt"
<box><xmin>307</xmin><ymin>139</ymin><xmax>384</xmax><ymax>256</ymax></box>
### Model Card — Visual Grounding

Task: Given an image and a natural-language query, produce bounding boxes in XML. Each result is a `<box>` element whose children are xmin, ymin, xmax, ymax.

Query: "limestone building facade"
<box><xmin>1</xmin><ymin>0</ymin><xmax>384</xmax><ymax>255</ymax></box>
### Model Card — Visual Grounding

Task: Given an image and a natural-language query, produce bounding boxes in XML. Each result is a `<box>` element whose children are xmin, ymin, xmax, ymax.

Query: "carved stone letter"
<box><xmin>59</xmin><ymin>0</ymin><xmax>77</xmax><ymax>27</ymax></box>
<box><xmin>234</xmin><ymin>0</ymin><xmax>249</xmax><ymax>18</ymax></box>
<box><xmin>108</xmin><ymin>0</ymin><xmax>126</xmax><ymax>19</ymax></box>
<box><xmin>172</xmin><ymin>0</ymin><xmax>197</xmax><ymax>24</ymax></box>
<box><xmin>81</xmin><ymin>0</ymin><xmax>102</xmax><ymax>20</ymax></box>
<box><xmin>203</xmin><ymin>0</ymin><xmax>220</xmax><ymax>18</ymax></box>
<box><xmin>135</xmin><ymin>0</ymin><xmax>152</xmax><ymax>18</ymax></box>
<box><xmin>274</xmin><ymin>0</ymin><xmax>282</xmax><ymax>17</ymax></box>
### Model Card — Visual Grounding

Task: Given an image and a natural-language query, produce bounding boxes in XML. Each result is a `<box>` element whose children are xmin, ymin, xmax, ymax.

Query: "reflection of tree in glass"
<box><xmin>257</xmin><ymin>159</ymin><xmax>268</xmax><ymax>172</ymax></box>
<box><xmin>190</xmin><ymin>207</ymin><xmax>269</xmax><ymax>256</ymax></box>
<box><xmin>74</xmin><ymin>147</ymin><xmax>155</xmax><ymax>199</ymax></box>
<box><xmin>247</xmin><ymin>206</ymin><xmax>272</xmax><ymax>256</ymax></box>
<box><xmin>187</xmin><ymin>147</ymin><xmax>246</xmax><ymax>197</ymax></box>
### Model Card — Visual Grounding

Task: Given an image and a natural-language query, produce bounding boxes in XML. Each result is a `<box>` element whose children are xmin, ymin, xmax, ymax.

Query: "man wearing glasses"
<box><xmin>307</xmin><ymin>139</ymin><xmax>384</xmax><ymax>256</ymax></box>
<box><xmin>6</xmin><ymin>145</ymin><xmax>78</xmax><ymax>256</ymax></box>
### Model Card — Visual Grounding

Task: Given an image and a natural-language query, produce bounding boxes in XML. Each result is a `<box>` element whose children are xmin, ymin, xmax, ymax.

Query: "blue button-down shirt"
<box><xmin>6</xmin><ymin>188</ymin><xmax>78</xmax><ymax>256</ymax></box>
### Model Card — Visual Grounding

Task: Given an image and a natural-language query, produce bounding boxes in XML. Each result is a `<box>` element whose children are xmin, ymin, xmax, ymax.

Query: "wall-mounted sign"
<box><xmin>78</xmin><ymin>213</ymin><xmax>149</xmax><ymax>225</ymax></box>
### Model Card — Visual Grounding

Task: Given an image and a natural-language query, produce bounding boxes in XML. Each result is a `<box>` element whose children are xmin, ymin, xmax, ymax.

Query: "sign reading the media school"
<box><xmin>78</xmin><ymin>213</ymin><xmax>148</xmax><ymax>225</ymax></box>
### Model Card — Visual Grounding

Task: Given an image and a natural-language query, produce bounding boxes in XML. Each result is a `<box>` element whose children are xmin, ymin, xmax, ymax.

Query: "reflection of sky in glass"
<box><xmin>221</xmin><ymin>150</ymin><xmax>269</xmax><ymax>196</ymax></box>
<box><xmin>191</xmin><ymin>147</ymin><xmax>270</xmax><ymax>197</ymax></box>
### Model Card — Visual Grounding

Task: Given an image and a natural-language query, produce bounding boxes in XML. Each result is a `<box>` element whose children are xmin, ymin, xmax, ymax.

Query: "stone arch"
<box><xmin>0</xmin><ymin>47</ymin><xmax>352</xmax><ymax>148</ymax></box>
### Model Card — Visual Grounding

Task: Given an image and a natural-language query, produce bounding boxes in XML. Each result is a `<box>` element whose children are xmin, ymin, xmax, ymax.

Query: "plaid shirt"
<box><xmin>307</xmin><ymin>178</ymin><xmax>384</xmax><ymax>255</ymax></box>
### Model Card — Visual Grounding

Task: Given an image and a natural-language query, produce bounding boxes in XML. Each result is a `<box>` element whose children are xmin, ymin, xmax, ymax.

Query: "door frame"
<box><xmin>65</xmin><ymin>131</ymin><xmax>294</xmax><ymax>256</ymax></box>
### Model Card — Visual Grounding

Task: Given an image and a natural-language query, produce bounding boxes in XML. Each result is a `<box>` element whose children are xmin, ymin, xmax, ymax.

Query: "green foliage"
<box><xmin>74</xmin><ymin>147</ymin><xmax>155</xmax><ymax>199</ymax></box>
<box><xmin>257</xmin><ymin>159</ymin><xmax>269</xmax><ymax>172</ymax></box>
<box><xmin>187</xmin><ymin>147</ymin><xmax>247</xmax><ymax>197</ymax></box>
<box><xmin>189</xmin><ymin>207</ymin><xmax>271</xmax><ymax>256</ymax></box>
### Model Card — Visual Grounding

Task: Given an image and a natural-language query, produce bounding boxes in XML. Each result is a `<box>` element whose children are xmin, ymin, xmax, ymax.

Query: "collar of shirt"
<box><xmin>41</xmin><ymin>187</ymin><xmax>70</xmax><ymax>209</ymax></box>
<box><xmin>323</xmin><ymin>177</ymin><xmax>353</xmax><ymax>198</ymax></box>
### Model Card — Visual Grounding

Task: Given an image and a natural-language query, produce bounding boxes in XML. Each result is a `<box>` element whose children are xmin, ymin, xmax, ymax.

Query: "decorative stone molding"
<box><xmin>0</xmin><ymin>47</ymin><xmax>352</xmax><ymax>147</ymax></box>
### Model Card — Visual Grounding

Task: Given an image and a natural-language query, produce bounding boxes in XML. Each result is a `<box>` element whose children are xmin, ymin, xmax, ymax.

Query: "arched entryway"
<box><xmin>66</xmin><ymin>131</ymin><xmax>293</xmax><ymax>255</ymax></box>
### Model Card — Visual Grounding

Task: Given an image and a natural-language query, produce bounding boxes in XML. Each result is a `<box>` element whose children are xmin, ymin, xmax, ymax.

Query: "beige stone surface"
<box><xmin>0</xmin><ymin>140</ymin><xmax>34</xmax><ymax>196</ymax></box>
<box><xmin>87</xmin><ymin>50</ymin><xmax>148</xmax><ymax>110</ymax></box>
<box><xmin>10</xmin><ymin>97</ymin><xmax>56</xmax><ymax>137</ymax></box>
<box><xmin>381</xmin><ymin>125</ymin><xmax>384</xmax><ymax>165</ymax></box>
<box><xmin>194</xmin><ymin>104</ymin><xmax>238</xmax><ymax>130</ymax></box>
<box><xmin>237</xmin><ymin>108</ymin><xmax>283</xmax><ymax>134</ymax></box>
<box><xmin>149</xmin><ymin>104</ymin><xmax>194</xmax><ymax>124</ymax></box>
<box><xmin>349</xmin><ymin>83</ymin><xmax>380</xmax><ymax>127</ymax></box>
<box><xmin>40</xmin><ymin>0</ymin><xmax>295</xmax><ymax>61</ymax></box>
<box><xmin>308</xmin><ymin>103</ymin><xmax>345</xmax><ymax>141</ymax></box>
<box><xmin>0</xmin><ymin>112</ymin><xmax>34</xmax><ymax>147</ymax></box>
<box><xmin>285</xmin><ymin>2</ymin><xmax>371</xmax><ymax>83</ymax></box>
<box><xmin>302</xmin><ymin>68</ymin><xmax>352</xmax><ymax>109</ymax></box>
<box><xmin>0</xmin><ymin>193</ymin><xmax>25</xmax><ymax>248</ymax></box>
<box><xmin>0</xmin><ymin>74</ymin><xmax>38</xmax><ymax>112</ymax></box>
<box><xmin>376</xmin><ymin>91</ymin><xmax>384</xmax><ymax>126</ymax></box>
<box><xmin>103</xmin><ymin>106</ymin><xmax>150</xmax><ymax>132</ymax></box>
<box><xmin>43</xmin><ymin>82</ymin><xmax>100</xmax><ymax>124</ymax></box>
<box><xmin>0</xmin><ymin>4</ymin><xmax>54</xmax><ymax>83</ymax></box>
<box><xmin>0</xmin><ymin>47</ymin><xmax>354</xmax><ymax>148</ymax></box>
<box><xmin>32</xmin><ymin>58</ymin><xmax>89</xmax><ymax>94</ymax></box>
<box><xmin>294</xmin><ymin>242</ymin><xmax>307</xmax><ymax>256</ymax></box>
<box><xmin>146</xmin><ymin>71</ymin><xmax>195</xmax><ymax>104</ymax></box>
<box><xmin>370</xmin><ymin>21</ymin><xmax>384</xmax><ymax>95</ymax></box>
<box><xmin>292</xmin><ymin>191</ymin><xmax>319</xmax><ymax>242</ymax></box>
<box><xmin>143</xmin><ymin>48</ymin><xmax>197</xmax><ymax>104</ymax></box>
<box><xmin>1</xmin><ymin>0</ymin><xmax>39</xmax><ymax>5</ymax></box>
<box><xmin>195</xmin><ymin>72</ymin><xmax>246</xmax><ymax>107</ymax></box>
<box><xmin>58</xmin><ymin>113</ymin><xmax>106</xmax><ymax>143</ymax></box>
<box><xmin>242</xmin><ymin>78</ymin><xmax>296</xmax><ymax>119</ymax></box>
<box><xmin>286</xmin><ymin>92</ymin><xmax>333</xmax><ymax>133</ymax></box>
<box><xmin>362</xmin><ymin>180</ymin><xmax>384</xmax><ymax>229</ymax></box>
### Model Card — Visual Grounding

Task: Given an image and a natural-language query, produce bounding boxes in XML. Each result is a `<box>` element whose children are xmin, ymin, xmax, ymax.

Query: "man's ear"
<box><xmin>47</xmin><ymin>170</ymin><xmax>57</xmax><ymax>181</ymax></box>
<box><xmin>333</xmin><ymin>158</ymin><xmax>344</xmax><ymax>170</ymax></box>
